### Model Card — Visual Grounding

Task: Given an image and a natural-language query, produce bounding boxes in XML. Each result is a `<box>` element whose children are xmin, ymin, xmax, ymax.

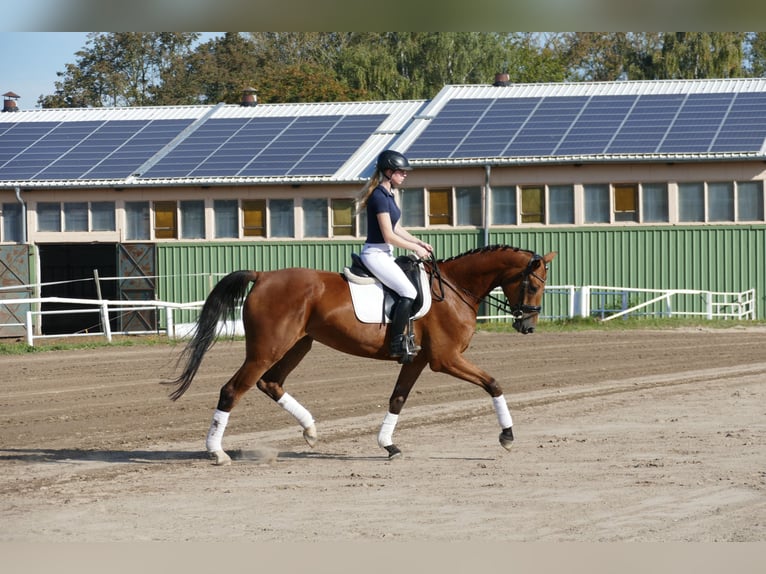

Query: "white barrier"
<box><xmin>0</xmin><ymin>283</ymin><xmax>757</xmax><ymax>346</ymax></box>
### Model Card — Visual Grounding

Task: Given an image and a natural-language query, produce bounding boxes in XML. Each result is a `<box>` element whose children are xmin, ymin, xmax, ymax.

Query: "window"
<box><xmin>331</xmin><ymin>198</ymin><xmax>355</xmax><ymax>236</ymax></box>
<box><xmin>400</xmin><ymin>188</ymin><xmax>425</xmax><ymax>227</ymax></box>
<box><xmin>2</xmin><ymin>203</ymin><xmax>22</xmax><ymax>242</ymax></box>
<box><xmin>584</xmin><ymin>184</ymin><xmax>610</xmax><ymax>223</ymax></box>
<box><xmin>642</xmin><ymin>183</ymin><xmax>668</xmax><ymax>222</ymax></box>
<box><xmin>125</xmin><ymin>202</ymin><xmax>150</xmax><ymax>240</ymax></box>
<box><xmin>37</xmin><ymin>202</ymin><xmax>61</xmax><ymax>231</ymax></box>
<box><xmin>64</xmin><ymin>202</ymin><xmax>88</xmax><ymax>231</ymax></box>
<box><xmin>181</xmin><ymin>200</ymin><xmax>205</xmax><ymax>239</ymax></box>
<box><xmin>214</xmin><ymin>200</ymin><xmax>238</xmax><ymax>238</ymax></box>
<box><xmin>456</xmin><ymin>187</ymin><xmax>482</xmax><ymax>226</ymax></box>
<box><xmin>491</xmin><ymin>186</ymin><xmax>516</xmax><ymax>225</ymax></box>
<box><xmin>708</xmin><ymin>182</ymin><xmax>734</xmax><ymax>222</ymax></box>
<box><xmin>520</xmin><ymin>187</ymin><xmax>544</xmax><ymax>223</ymax></box>
<box><xmin>154</xmin><ymin>201</ymin><xmax>177</xmax><ymax>239</ymax></box>
<box><xmin>270</xmin><ymin>199</ymin><xmax>295</xmax><ymax>238</ymax></box>
<box><xmin>428</xmin><ymin>188</ymin><xmax>451</xmax><ymax>225</ymax></box>
<box><xmin>614</xmin><ymin>184</ymin><xmax>638</xmax><ymax>222</ymax></box>
<box><xmin>549</xmin><ymin>185</ymin><xmax>574</xmax><ymax>224</ymax></box>
<box><xmin>678</xmin><ymin>182</ymin><xmax>705</xmax><ymax>222</ymax></box>
<box><xmin>91</xmin><ymin>202</ymin><xmax>116</xmax><ymax>231</ymax></box>
<box><xmin>737</xmin><ymin>181</ymin><xmax>764</xmax><ymax>221</ymax></box>
<box><xmin>242</xmin><ymin>200</ymin><xmax>266</xmax><ymax>237</ymax></box>
<box><xmin>303</xmin><ymin>199</ymin><xmax>327</xmax><ymax>237</ymax></box>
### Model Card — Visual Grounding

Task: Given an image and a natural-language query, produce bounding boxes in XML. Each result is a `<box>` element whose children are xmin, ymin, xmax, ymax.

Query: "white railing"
<box><xmin>0</xmin><ymin>296</ymin><xmax>208</xmax><ymax>346</ymax></box>
<box><xmin>578</xmin><ymin>286</ymin><xmax>756</xmax><ymax>322</ymax></box>
<box><xmin>1</xmin><ymin>284</ymin><xmax>757</xmax><ymax>346</ymax></box>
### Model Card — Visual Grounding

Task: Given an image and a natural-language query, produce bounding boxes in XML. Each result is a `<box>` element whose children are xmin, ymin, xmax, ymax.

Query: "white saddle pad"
<box><xmin>345</xmin><ymin>266</ymin><xmax>432</xmax><ymax>324</ymax></box>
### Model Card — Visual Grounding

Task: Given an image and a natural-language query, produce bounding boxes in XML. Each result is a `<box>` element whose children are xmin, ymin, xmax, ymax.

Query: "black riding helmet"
<box><xmin>376</xmin><ymin>150</ymin><xmax>412</xmax><ymax>174</ymax></box>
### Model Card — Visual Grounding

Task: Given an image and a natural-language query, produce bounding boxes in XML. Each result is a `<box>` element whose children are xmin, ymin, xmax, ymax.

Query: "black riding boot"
<box><xmin>389</xmin><ymin>297</ymin><xmax>416</xmax><ymax>363</ymax></box>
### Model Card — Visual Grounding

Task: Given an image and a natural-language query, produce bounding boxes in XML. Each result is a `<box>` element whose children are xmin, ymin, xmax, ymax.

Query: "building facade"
<box><xmin>2</xmin><ymin>78</ymin><xmax>765</xmax><ymax>335</ymax></box>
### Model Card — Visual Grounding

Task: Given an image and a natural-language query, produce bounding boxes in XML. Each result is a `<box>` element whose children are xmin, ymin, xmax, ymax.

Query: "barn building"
<box><xmin>1</xmin><ymin>77</ymin><xmax>765</xmax><ymax>337</ymax></box>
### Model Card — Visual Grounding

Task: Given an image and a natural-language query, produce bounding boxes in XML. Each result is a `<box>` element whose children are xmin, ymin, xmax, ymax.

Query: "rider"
<box><xmin>357</xmin><ymin>150</ymin><xmax>433</xmax><ymax>363</ymax></box>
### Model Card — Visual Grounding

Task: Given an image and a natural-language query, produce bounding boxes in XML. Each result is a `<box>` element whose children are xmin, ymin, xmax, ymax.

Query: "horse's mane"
<box><xmin>437</xmin><ymin>244</ymin><xmax>533</xmax><ymax>264</ymax></box>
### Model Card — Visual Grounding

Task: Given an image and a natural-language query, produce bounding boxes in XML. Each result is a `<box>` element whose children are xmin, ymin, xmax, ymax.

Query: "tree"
<box><xmin>39</xmin><ymin>33</ymin><xmax>200</xmax><ymax>108</ymax></box>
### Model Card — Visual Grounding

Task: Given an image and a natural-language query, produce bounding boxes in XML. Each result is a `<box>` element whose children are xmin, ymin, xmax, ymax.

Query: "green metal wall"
<box><xmin>156</xmin><ymin>224</ymin><xmax>766</xmax><ymax>320</ymax></box>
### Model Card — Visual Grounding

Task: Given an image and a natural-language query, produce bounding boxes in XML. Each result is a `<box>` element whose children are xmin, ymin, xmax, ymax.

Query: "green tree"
<box><xmin>39</xmin><ymin>33</ymin><xmax>200</xmax><ymax>108</ymax></box>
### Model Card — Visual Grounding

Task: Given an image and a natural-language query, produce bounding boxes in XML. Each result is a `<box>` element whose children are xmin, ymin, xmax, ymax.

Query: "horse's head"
<box><xmin>502</xmin><ymin>251</ymin><xmax>557</xmax><ymax>334</ymax></box>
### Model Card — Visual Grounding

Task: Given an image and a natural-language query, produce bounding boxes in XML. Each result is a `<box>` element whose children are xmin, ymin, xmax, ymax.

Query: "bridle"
<box><xmin>425</xmin><ymin>252</ymin><xmax>548</xmax><ymax>319</ymax></box>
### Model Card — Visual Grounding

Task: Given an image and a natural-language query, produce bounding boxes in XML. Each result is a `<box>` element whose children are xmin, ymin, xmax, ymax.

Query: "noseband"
<box><xmin>507</xmin><ymin>254</ymin><xmax>547</xmax><ymax>319</ymax></box>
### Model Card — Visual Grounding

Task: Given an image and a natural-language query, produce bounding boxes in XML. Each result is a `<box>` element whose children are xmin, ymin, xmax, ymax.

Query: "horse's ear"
<box><xmin>543</xmin><ymin>251</ymin><xmax>557</xmax><ymax>264</ymax></box>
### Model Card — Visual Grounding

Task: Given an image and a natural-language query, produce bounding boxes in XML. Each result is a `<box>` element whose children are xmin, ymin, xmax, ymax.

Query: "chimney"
<box><xmin>2</xmin><ymin>91</ymin><xmax>20</xmax><ymax>112</ymax></box>
<box><xmin>240</xmin><ymin>87</ymin><xmax>257</xmax><ymax>107</ymax></box>
<box><xmin>492</xmin><ymin>73</ymin><xmax>510</xmax><ymax>87</ymax></box>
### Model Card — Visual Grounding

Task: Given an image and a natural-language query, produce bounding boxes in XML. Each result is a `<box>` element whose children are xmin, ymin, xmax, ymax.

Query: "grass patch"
<box><xmin>478</xmin><ymin>316</ymin><xmax>766</xmax><ymax>333</ymax></box>
<box><xmin>0</xmin><ymin>334</ymin><xmax>178</xmax><ymax>356</ymax></box>
<box><xmin>2</xmin><ymin>318</ymin><xmax>764</xmax><ymax>355</ymax></box>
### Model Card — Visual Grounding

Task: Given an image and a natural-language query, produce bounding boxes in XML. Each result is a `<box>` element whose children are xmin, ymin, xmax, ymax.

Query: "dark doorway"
<box><xmin>39</xmin><ymin>244</ymin><xmax>117</xmax><ymax>335</ymax></box>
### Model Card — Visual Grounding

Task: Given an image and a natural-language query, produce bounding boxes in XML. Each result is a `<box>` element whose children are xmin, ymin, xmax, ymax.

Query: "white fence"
<box><xmin>0</xmin><ymin>284</ymin><xmax>757</xmax><ymax>346</ymax></box>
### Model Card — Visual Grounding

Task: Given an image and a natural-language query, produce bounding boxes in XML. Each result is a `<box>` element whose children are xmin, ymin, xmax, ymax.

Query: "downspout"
<box><xmin>14</xmin><ymin>186</ymin><xmax>27</xmax><ymax>243</ymax></box>
<box><xmin>483</xmin><ymin>165</ymin><xmax>491</xmax><ymax>247</ymax></box>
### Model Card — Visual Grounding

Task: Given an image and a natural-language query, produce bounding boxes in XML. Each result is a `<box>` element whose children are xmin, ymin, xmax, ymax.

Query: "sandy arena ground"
<box><xmin>1</xmin><ymin>327</ymin><xmax>765</xmax><ymax>542</ymax></box>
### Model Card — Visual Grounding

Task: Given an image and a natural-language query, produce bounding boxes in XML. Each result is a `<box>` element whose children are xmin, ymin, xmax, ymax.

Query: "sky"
<box><xmin>0</xmin><ymin>32</ymin><xmax>91</xmax><ymax>109</ymax></box>
<box><xmin>0</xmin><ymin>32</ymin><xmax>221</xmax><ymax>110</ymax></box>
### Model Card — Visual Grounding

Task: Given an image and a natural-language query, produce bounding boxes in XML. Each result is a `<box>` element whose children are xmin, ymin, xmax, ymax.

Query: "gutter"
<box><xmin>483</xmin><ymin>165</ymin><xmax>491</xmax><ymax>247</ymax></box>
<box><xmin>14</xmin><ymin>186</ymin><xmax>27</xmax><ymax>243</ymax></box>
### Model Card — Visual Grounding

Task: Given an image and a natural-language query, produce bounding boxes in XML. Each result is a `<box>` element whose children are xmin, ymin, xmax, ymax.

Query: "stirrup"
<box><xmin>408</xmin><ymin>333</ymin><xmax>421</xmax><ymax>353</ymax></box>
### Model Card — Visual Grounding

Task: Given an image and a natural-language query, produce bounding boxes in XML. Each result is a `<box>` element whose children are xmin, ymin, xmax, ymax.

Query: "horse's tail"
<box><xmin>164</xmin><ymin>270</ymin><xmax>258</xmax><ymax>401</ymax></box>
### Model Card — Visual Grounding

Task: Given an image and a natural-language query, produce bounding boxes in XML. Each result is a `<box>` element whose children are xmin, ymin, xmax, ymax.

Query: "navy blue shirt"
<box><xmin>365</xmin><ymin>185</ymin><xmax>401</xmax><ymax>244</ymax></box>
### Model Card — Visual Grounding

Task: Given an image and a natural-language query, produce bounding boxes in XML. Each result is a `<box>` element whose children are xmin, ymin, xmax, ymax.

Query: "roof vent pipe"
<box><xmin>2</xmin><ymin>91</ymin><xmax>20</xmax><ymax>112</ymax></box>
<box><xmin>241</xmin><ymin>87</ymin><xmax>257</xmax><ymax>107</ymax></box>
<box><xmin>493</xmin><ymin>73</ymin><xmax>510</xmax><ymax>87</ymax></box>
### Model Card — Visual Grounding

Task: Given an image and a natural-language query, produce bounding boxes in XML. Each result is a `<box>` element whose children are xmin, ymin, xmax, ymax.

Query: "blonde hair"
<box><xmin>355</xmin><ymin>170</ymin><xmax>383</xmax><ymax>216</ymax></box>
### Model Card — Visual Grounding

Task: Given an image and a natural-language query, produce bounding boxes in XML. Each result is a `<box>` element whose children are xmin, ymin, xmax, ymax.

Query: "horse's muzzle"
<box><xmin>513</xmin><ymin>319</ymin><xmax>535</xmax><ymax>334</ymax></box>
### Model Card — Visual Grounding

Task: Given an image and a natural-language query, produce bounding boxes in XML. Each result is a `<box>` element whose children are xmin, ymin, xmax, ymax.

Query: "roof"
<box><xmin>394</xmin><ymin>78</ymin><xmax>766</xmax><ymax>167</ymax></box>
<box><xmin>3</xmin><ymin>78</ymin><xmax>766</xmax><ymax>189</ymax></box>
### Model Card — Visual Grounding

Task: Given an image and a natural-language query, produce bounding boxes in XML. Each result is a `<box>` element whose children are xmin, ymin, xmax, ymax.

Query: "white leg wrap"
<box><xmin>492</xmin><ymin>395</ymin><xmax>513</xmax><ymax>429</ymax></box>
<box><xmin>277</xmin><ymin>392</ymin><xmax>315</xmax><ymax>429</ymax></box>
<box><xmin>377</xmin><ymin>412</ymin><xmax>399</xmax><ymax>448</ymax></box>
<box><xmin>206</xmin><ymin>409</ymin><xmax>230</xmax><ymax>452</ymax></box>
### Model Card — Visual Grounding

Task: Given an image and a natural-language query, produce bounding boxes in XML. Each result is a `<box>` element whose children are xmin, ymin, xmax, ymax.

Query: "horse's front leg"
<box><xmin>432</xmin><ymin>354</ymin><xmax>515</xmax><ymax>451</ymax></box>
<box><xmin>377</xmin><ymin>360</ymin><xmax>427</xmax><ymax>459</ymax></box>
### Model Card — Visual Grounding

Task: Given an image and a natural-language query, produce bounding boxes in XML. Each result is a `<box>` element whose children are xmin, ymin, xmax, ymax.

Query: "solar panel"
<box><xmin>710</xmin><ymin>92</ymin><xmax>766</xmax><ymax>152</ymax></box>
<box><xmin>554</xmin><ymin>95</ymin><xmax>638</xmax><ymax>155</ymax></box>
<box><xmin>502</xmin><ymin>96</ymin><xmax>588</xmax><ymax>156</ymax></box>
<box><xmin>406</xmin><ymin>99</ymin><xmax>495</xmax><ymax>159</ymax></box>
<box><xmin>143</xmin><ymin>113</ymin><xmax>388</xmax><ymax>179</ymax></box>
<box><xmin>658</xmin><ymin>93</ymin><xmax>734</xmax><ymax>153</ymax></box>
<box><xmin>453</xmin><ymin>98</ymin><xmax>541</xmax><ymax>158</ymax></box>
<box><xmin>605</xmin><ymin>94</ymin><xmax>686</xmax><ymax>154</ymax></box>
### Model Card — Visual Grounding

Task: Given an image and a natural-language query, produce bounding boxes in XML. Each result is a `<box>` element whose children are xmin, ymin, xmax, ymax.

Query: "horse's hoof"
<box><xmin>303</xmin><ymin>425</ymin><xmax>318</xmax><ymax>448</ymax></box>
<box><xmin>499</xmin><ymin>427</ymin><xmax>514</xmax><ymax>451</ymax></box>
<box><xmin>384</xmin><ymin>444</ymin><xmax>402</xmax><ymax>460</ymax></box>
<box><xmin>208</xmin><ymin>450</ymin><xmax>232</xmax><ymax>466</ymax></box>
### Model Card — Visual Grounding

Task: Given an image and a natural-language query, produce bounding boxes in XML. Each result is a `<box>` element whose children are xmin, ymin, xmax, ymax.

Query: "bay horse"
<box><xmin>165</xmin><ymin>245</ymin><xmax>556</xmax><ymax>465</ymax></box>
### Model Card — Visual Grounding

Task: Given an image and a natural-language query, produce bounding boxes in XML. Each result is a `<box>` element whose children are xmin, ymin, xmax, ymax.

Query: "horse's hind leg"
<box><xmin>205</xmin><ymin>359</ymin><xmax>269</xmax><ymax>465</ymax></box>
<box><xmin>256</xmin><ymin>337</ymin><xmax>318</xmax><ymax>447</ymax></box>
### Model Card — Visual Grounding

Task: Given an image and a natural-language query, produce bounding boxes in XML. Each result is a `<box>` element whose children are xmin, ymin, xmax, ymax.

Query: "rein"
<box><xmin>424</xmin><ymin>252</ymin><xmax>547</xmax><ymax>318</ymax></box>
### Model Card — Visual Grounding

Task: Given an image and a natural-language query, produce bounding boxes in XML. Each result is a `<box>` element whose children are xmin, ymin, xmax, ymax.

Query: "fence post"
<box><xmin>25</xmin><ymin>310</ymin><xmax>34</xmax><ymax>346</ymax></box>
<box><xmin>166</xmin><ymin>306</ymin><xmax>175</xmax><ymax>339</ymax></box>
<box><xmin>578</xmin><ymin>286</ymin><xmax>590</xmax><ymax>317</ymax></box>
<box><xmin>101</xmin><ymin>301</ymin><xmax>112</xmax><ymax>342</ymax></box>
<box><xmin>706</xmin><ymin>292</ymin><xmax>713</xmax><ymax>320</ymax></box>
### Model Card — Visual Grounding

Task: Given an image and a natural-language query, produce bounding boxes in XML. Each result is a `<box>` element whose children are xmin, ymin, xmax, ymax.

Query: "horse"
<box><xmin>165</xmin><ymin>245</ymin><xmax>557</xmax><ymax>465</ymax></box>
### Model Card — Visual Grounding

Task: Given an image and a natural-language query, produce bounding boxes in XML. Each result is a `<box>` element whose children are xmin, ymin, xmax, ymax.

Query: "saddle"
<box><xmin>342</xmin><ymin>254</ymin><xmax>431</xmax><ymax>324</ymax></box>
